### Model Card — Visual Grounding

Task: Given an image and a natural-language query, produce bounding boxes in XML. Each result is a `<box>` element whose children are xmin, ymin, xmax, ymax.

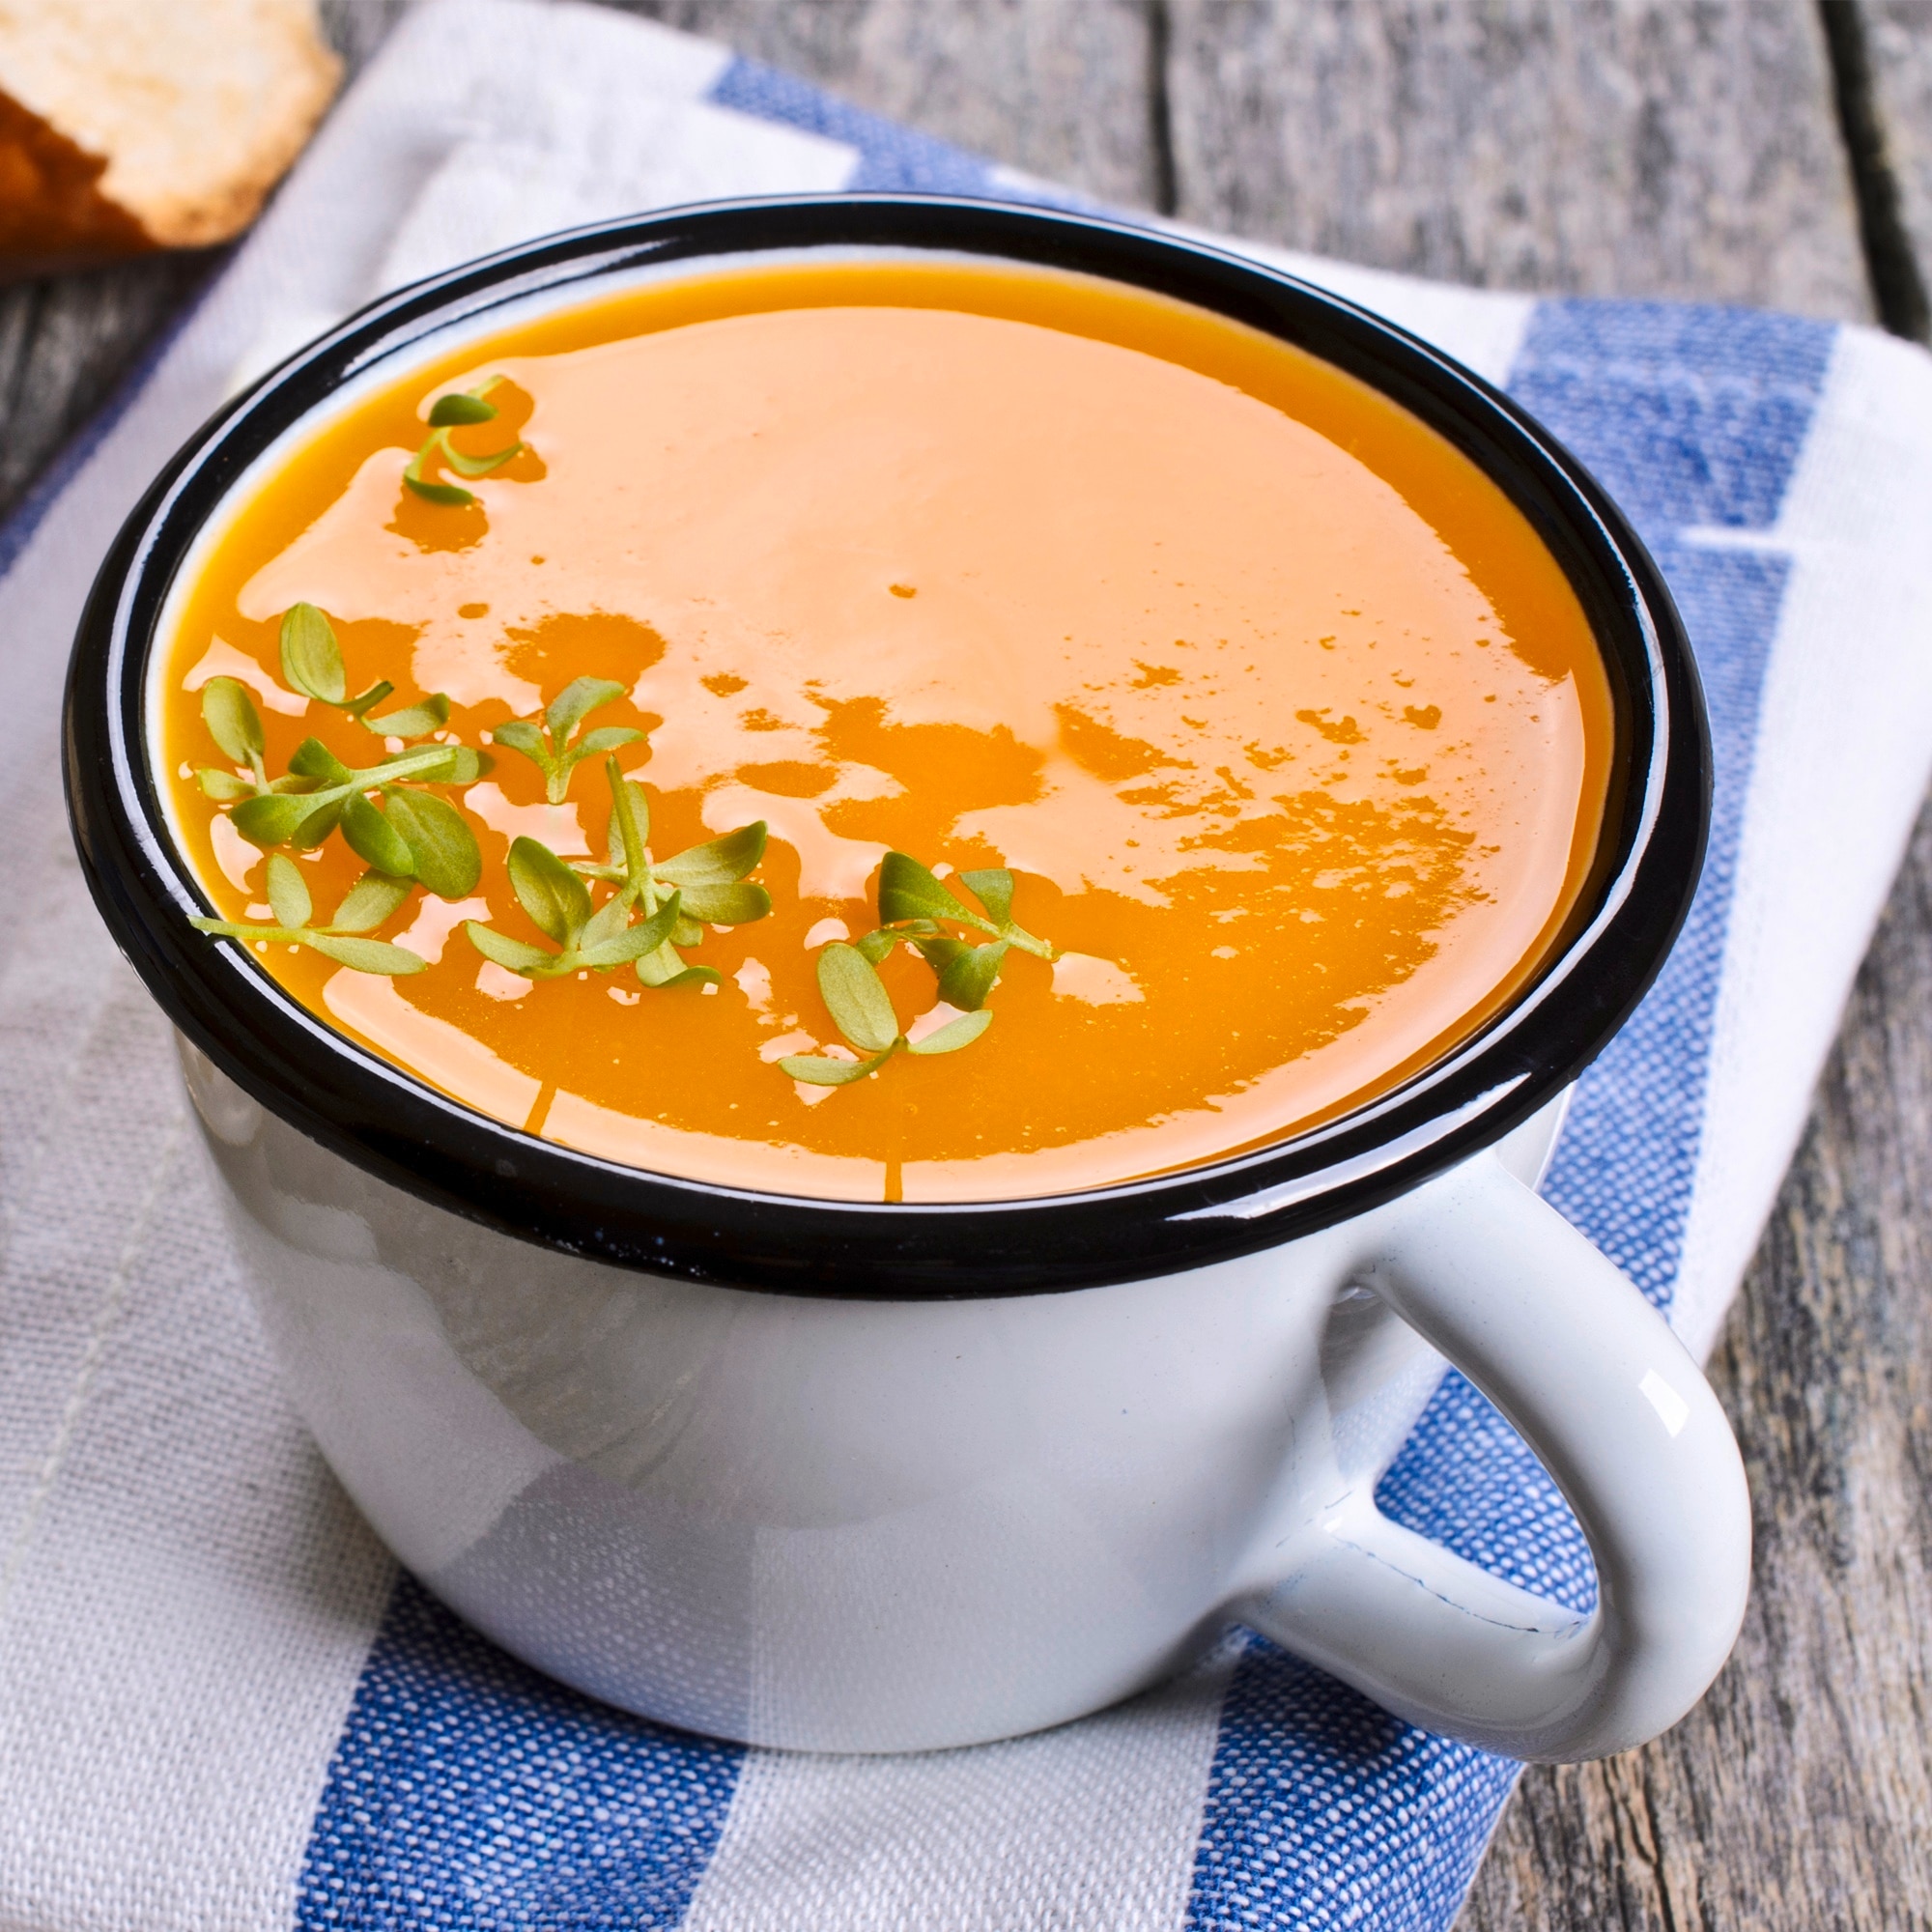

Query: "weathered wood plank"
<box><xmin>318</xmin><ymin>0</ymin><xmax>413</xmax><ymax>72</ymax></box>
<box><xmin>1164</xmin><ymin>0</ymin><xmax>1874</xmax><ymax>319</ymax></box>
<box><xmin>0</xmin><ymin>253</ymin><xmax>213</xmax><ymax>525</ymax></box>
<box><xmin>1848</xmin><ymin>0</ymin><xmax>1932</xmax><ymax>337</ymax></box>
<box><xmin>623</xmin><ymin>0</ymin><xmax>1164</xmax><ymax>209</ymax></box>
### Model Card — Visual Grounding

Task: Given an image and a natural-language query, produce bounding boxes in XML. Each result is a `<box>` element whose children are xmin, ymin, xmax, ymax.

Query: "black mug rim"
<box><xmin>64</xmin><ymin>193</ymin><xmax>1710</xmax><ymax>1300</ymax></box>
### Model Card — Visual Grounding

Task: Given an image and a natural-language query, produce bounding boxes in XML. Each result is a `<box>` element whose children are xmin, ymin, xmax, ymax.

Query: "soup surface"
<box><xmin>156</xmin><ymin>260</ymin><xmax>1613</xmax><ymax>1202</ymax></box>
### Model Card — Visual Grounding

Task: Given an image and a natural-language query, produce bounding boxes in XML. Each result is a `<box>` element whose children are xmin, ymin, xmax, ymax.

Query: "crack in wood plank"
<box><xmin>1847</xmin><ymin>0</ymin><xmax>1932</xmax><ymax>340</ymax></box>
<box><xmin>1819</xmin><ymin>0</ymin><xmax>1931</xmax><ymax>337</ymax></box>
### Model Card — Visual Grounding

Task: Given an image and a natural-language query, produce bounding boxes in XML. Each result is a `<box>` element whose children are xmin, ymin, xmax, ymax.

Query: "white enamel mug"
<box><xmin>182</xmin><ymin>1050</ymin><xmax>1745</xmax><ymax>1758</ymax></box>
<box><xmin>69</xmin><ymin>198</ymin><xmax>1746</xmax><ymax>1759</ymax></box>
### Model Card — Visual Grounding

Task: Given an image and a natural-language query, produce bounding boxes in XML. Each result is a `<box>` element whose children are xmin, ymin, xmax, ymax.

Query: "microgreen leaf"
<box><xmin>427</xmin><ymin>391</ymin><xmax>498</xmax><ymax>426</ymax></box>
<box><xmin>198</xmin><ymin>768</ymin><xmax>255</xmax><ymax>802</ymax></box>
<box><xmin>787</xmin><ymin>856</ymin><xmax>1025</xmax><ymax>1094</ymax></box>
<box><xmin>288</xmin><ymin>737</ymin><xmax>353</xmax><ymax>783</ymax></box>
<box><xmin>495</xmin><ymin>680</ymin><xmax>639</xmax><ymax>804</ymax></box>
<box><xmin>676</xmin><ymin>881</ymin><xmax>772</xmax><ymax>926</ymax></box>
<box><xmin>280</xmin><ymin>602</ymin><xmax>345</xmax><ymax>704</ymax></box>
<box><xmin>329</xmin><ymin>871</ymin><xmax>412</xmax><ymax>933</ymax></box>
<box><xmin>364</xmin><ymin>694</ymin><xmax>451</xmax><ymax>738</ymax></box>
<box><xmin>302</xmin><ymin>934</ymin><xmax>428</xmax><ymax>974</ymax></box>
<box><xmin>577</xmin><ymin>894</ymin><xmax>681</xmax><ymax>968</ymax></box>
<box><xmin>636</xmin><ymin>955</ymin><xmax>722</xmax><ymax>989</ymax></box>
<box><xmin>465</xmin><ymin>923</ymin><xmax>552</xmax><ymax>973</ymax></box>
<box><xmin>291</xmin><ymin>796</ymin><xmax>347</xmax><ymax>848</ymax></box>
<box><xmin>574</xmin><ymin>724</ymin><xmax>646</xmax><ymax>758</ymax></box>
<box><xmin>656</xmin><ymin>821</ymin><xmax>768</xmax><ymax>887</ymax></box>
<box><xmin>935</xmin><ymin>938</ymin><xmax>1009</xmax><ymax>1011</ymax></box>
<box><xmin>493</xmin><ymin>719</ymin><xmax>545</xmax><ymax>759</ymax></box>
<box><xmin>876</xmin><ymin>851</ymin><xmax>1056</xmax><ymax>961</ymax></box>
<box><xmin>578</xmin><ymin>891</ymin><xmax>634</xmax><ymax>955</ymax></box>
<box><xmin>464</xmin><ymin>753</ymin><xmax>763</xmax><ymax>994</ymax></box>
<box><xmin>342</xmin><ymin>790</ymin><xmax>416</xmax><ymax>877</ymax></box>
<box><xmin>265</xmin><ymin>853</ymin><xmax>312</xmax><ymax>931</ymax></box>
<box><xmin>958</xmin><ymin>867</ymin><xmax>1014</xmax><ymax>927</ymax></box>
<box><xmin>817</xmin><ymin>943</ymin><xmax>899</xmax><ymax>1056</ymax></box>
<box><xmin>225</xmin><ymin>717</ymin><xmax>482</xmax><ymax>872</ymax></box>
<box><xmin>877</xmin><ymin>851</ymin><xmax>976</xmax><ymax>928</ymax></box>
<box><xmin>907</xmin><ymin>1009</ymin><xmax>993</xmax><ymax>1055</ymax></box>
<box><xmin>405</xmin><ymin>382</ymin><xmax>523</xmax><ymax>507</ymax></box>
<box><xmin>547</xmin><ymin>677</ymin><xmax>626</xmax><ymax>742</ymax></box>
<box><xmin>778</xmin><ymin>1052</ymin><xmax>882</xmax><ymax>1086</ymax></box>
<box><xmin>202</xmin><ymin>676</ymin><xmax>264</xmax><ymax>765</ymax></box>
<box><xmin>232</xmin><ymin>789</ymin><xmax>321</xmax><ymax>847</ymax></box>
<box><xmin>404</xmin><ymin>473</ymin><xmax>476</xmax><ymax>507</ymax></box>
<box><xmin>508</xmin><ymin>836</ymin><xmax>591</xmax><ymax>946</ymax></box>
<box><xmin>440</xmin><ymin>442</ymin><xmax>521</xmax><ymax>481</ymax></box>
<box><xmin>188</xmin><ymin>865</ymin><xmax>423</xmax><ymax>976</ymax></box>
<box><xmin>383</xmin><ymin>788</ymin><xmax>481</xmax><ymax>898</ymax></box>
<box><xmin>272</xmin><ymin>606</ymin><xmax>395</xmax><ymax>720</ymax></box>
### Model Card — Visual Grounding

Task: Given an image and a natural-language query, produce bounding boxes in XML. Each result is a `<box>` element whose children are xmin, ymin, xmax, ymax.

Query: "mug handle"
<box><xmin>1233</xmin><ymin>1151</ymin><xmax>1751</xmax><ymax>1761</ymax></box>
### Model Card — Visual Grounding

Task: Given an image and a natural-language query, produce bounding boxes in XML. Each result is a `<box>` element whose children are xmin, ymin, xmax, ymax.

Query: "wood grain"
<box><xmin>623</xmin><ymin>0</ymin><xmax>1165</xmax><ymax>209</ymax></box>
<box><xmin>7</xmin><ymin>2</ymin><xmax>1928</xmax><ymax>1926</ymax></box>
<box><xmin>0</xmin><ymin>252</ymin><xmax>213</xmax><ymax>525</ymax></box>
<box><xmin>1163</xmin><ymin>0</ymin><xmax>1874</xmax><ymax>319</ymax></box>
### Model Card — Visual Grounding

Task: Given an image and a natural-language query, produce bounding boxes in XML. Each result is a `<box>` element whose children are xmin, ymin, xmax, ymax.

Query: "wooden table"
<box><xmin>10</xmin><ymin>2</ymin><xmax>1929</xmax><ymax>1922</ymax></box>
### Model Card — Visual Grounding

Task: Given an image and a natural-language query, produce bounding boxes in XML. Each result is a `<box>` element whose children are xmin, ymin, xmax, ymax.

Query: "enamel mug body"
<box><xmin>185</xmin><ymin>1046</ymin><xmax>1747</xmax><ymax>1758</ymax></box>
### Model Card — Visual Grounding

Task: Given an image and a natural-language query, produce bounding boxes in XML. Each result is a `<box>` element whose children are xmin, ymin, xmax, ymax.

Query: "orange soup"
<box><xmin>155</xmin><ymin>260</ymin><xmax>1613</xmax><ymax>1203</ymax></box>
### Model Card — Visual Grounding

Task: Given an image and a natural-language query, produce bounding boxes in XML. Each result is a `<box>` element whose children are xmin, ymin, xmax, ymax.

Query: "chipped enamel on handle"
<box><xmin>1236</xmin><ymin>1154</ymin><xmax>1751</xmax><ymax>1762</ymax></box>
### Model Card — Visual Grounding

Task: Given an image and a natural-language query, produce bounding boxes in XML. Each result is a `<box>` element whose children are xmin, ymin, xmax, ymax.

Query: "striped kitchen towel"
<box><xmin>3</xmin><ymin>3</ymin><xmax>1931</xmax><ymax>1928</ymax></box>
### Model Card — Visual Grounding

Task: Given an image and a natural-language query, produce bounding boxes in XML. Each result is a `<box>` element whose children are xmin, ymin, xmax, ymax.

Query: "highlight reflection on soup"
<box><xmin>156</xmin><ymin>260</ymin><xmax>1612</xmax><ymax>1204</ymax></box>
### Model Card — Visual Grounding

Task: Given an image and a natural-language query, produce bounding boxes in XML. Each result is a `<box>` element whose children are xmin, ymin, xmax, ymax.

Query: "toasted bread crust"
<box><xmin>0</xmin><ymin>0</ymin><xmax>340</xmax><ymax>269</ymax></box>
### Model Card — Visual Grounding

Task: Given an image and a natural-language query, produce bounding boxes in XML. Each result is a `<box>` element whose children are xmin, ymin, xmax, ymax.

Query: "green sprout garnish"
<box><xmin>189</xmin><ymin>854</ymin><xmax>425</xmax><ymax>976</ymax></box>
<box><xmin>465</xmin><ymin>756</ymin><xmax>770</xmax><ymax>988</ymax></box>
<box><xmin>571</xmin><ymin>755</ymin><xmax>769</xmax><ymax>985</ymax></box>
<box><xmin>225</xmin><ymin>738</ymin><xmax>484</xmax><ymax>899</ymax></box>
<box><xmin>779</xmin><ymin>942</ymin><xmax>991</xmax><ymax>1086</ymax></box>
<box><xmin>403</xmin><ymin>378</ymin><xmax>524</xmax><ymax>507</ymax></box>
<box><xmin>278</xmin><ymin>602</ymin><xmax>452</xmax><ymax>735</ymax></box>
<box><xmin>464</xmin><ymin>838</ymin><xmax>684</xmax><ymax>980</ymax></box>
<box><xmin>781</xmin><ymin>853</ymin><xmax>1061</xmax><ymax>1088</ymax></box>
<box><xmin>855</xmin><ymin>853</ymin><xmax>1057</xmax><ymax>1010</ymax></box>
<box><xmin>195</xmin><ymin>676</ymin><xmax>310</xmax><ymax>801</ymax></box>
<box><xmin>493</xmin><ymin>677</ymin><xmax>644</xmax><ymax>805</ymax></box>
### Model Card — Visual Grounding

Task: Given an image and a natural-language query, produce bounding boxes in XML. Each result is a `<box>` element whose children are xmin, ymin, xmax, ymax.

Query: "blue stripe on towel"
<box><xmin>710</xmin><ymin>58</ymin><xmax>996</xmax><ymax>194</ymax></box>
<box><xmin>707</xmin><ymin>58</ymin><xmax>1097</xmax><ymax>210</ymax></box>
<box><xmin>1523</xmin><ymin>302</ymin><xmax>1837</xmax><ymax>1304</ymax></box>
<box><xmin>1183</xmin><ymin>300</ymin><xmax>1833</xmax><ymax>1932</ymax></box>
<box><xmin>295</xmin><ymin>1577</ymin><xmax>741</xmax><ymax>1929</ymax></box>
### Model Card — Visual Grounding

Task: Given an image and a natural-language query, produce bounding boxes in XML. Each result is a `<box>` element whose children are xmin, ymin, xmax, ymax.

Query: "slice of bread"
<box><xmin>0</xmin><ymin>0</ymin><xmax>340</xmax><ymax>275</ymax></box>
